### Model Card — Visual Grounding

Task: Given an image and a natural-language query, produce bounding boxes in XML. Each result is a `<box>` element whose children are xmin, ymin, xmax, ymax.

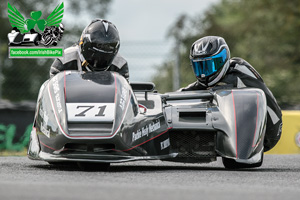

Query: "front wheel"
<box><xmin>222</xmin><ymin>153</ymin><xmax>263</xmax><ymax>169</ymax></box>
<box><xmin>77</xmin><ymin>162</ymin><xmax>110</xmax><ymax>171</ymax></box>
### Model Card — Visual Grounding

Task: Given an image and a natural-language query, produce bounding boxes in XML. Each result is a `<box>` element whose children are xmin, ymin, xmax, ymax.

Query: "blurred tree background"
<box><xmin>153</xmin><ymin>0</ymin><xmax>300</xmax><ymax>108</ymax></box>
<box><xmin>0</xmin><ymin>0</ymin><xmax>299</xmax><ymax>109</ymax></box>
<box><xmin>0</xmin><ymin>0</ymin><xmax>112</xmax><ymax>101</ymax></box>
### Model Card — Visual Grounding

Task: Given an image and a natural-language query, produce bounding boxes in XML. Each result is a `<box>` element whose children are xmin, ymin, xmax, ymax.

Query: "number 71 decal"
<box><xmin>66</xmin><ymin>103</ymin><xmax>115</xmax><ymax>122</ymax></box>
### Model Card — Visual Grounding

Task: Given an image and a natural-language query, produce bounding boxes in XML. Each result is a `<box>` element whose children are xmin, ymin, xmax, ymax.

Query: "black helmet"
<box><xmin>190</xmin><ymin>36</ymin><xmax>230</xmax><ymax>87</ymax></box>
<box><xmin>79</xmin><ymin>19</ymin><xmax>120</xmax><ymax>71</ymax></box>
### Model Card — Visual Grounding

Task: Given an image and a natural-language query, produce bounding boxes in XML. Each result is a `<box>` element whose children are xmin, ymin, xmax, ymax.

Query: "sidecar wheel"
<box><xmin>222</xmin><ymin>153</ymin><xmax>263</xmax><ymax>169</ymax></box>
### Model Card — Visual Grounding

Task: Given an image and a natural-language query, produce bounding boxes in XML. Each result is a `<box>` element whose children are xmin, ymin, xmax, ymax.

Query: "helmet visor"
<box><xmin>91</xmin><ymin>42</ymin><xmax>119</xmax><ymax>54</ymax></box>
<box><xmin>82</xmin><ymin>42</ymin><xmax>119</xmax><ymax>70</ymax></box>
<box><xmin>191</xmin><ymin>48</ymin><xmax>227</xmax><ymax>78</ymax></box>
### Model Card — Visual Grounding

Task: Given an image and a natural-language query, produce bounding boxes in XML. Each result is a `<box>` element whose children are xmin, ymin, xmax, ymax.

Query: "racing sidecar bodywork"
<box><xmin>28</xmin><ymin>71</ymin><xmax>267</xmax><ymax>169</ymax></box>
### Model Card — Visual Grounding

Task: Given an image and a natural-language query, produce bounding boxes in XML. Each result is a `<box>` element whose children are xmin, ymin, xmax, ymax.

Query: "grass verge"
<box><xmin>0</xmin><ymin>149</ymin><xmax>27</xmax><ymax>156</ymax></box>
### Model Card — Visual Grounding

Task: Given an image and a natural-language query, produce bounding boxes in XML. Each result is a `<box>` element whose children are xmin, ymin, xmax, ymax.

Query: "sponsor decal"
<box><xmin>7</xmin><ymin>2</ymin><xmax>64</xmax><ymax>58</ymax></box>
<box><xmin>295</xmin><ymin>132</ymin><xmax>300</xmax><ymax>148</ymax></box>
<box><xmin>40</xmin><ymin>122</ymin><xmax>50</xmax><ymax>138</ymax></box>
<box><xmin>277</xmin><ymin>123</ymin><xmax>283</xmax><ymax>137</ymax></box>
<box><xmin>39</xmin><ymin>107</ymin><xmax>50</xmax><ymax>138</ymax></box>
<box><xmin>160</xmin><ymin>138</ymin><xmax>170</xmax><ymax>150</ymax></box>
<box><xmin>119</xmin><ymin>86</ymin><xmax>127</xmax><ymax>110</ymax></box>
<box><xmin>132</xmin><ymin>129</ymin><xmax>142</xmax><ymax>142</ymax></box>
<box><xmin>194</xmin><ymin>41</ymin><xmax>210</xmax><ymax>55</ymax></box>
<box><xmin>39</xmin><ymin>107</ymin><xmax>49</xmax><ymax>124</ymax></box>
<box><xmin>66</xmin><ymin>103</ymin><xmax>115</xmax><ymax>122</ymax></box>
<box><xmin>52</xmin><ymin>76</ymin><xmax>62</xmax><ymax>113</ymax></box>
<box><xmin>132</xmin><ymin>119</ymin><xmax>161</xmax><ymax>142</ymax></box>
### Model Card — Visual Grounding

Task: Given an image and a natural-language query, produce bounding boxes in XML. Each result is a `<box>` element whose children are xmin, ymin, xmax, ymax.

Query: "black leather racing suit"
<box><xmin>180</xmin><ymin>57</ymin><xmax>282</xmax><ymax>151</ymax></box>
<box><xmin>49</xmin><ymin>45</ymin><xmax>129</xmax><ymax>80</ymax></box>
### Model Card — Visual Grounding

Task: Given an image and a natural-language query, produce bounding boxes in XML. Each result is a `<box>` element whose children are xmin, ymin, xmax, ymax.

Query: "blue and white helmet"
<box><xmin>190</xmin><ymin>36</ymin><xmax>230</xmax><ymax>87</ymax></box>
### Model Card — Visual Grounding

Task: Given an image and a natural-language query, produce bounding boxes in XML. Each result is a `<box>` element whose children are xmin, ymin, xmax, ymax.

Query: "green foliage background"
<box><xmin>0</xmin><ymin>0</ymin><xmax>299</xmax><ymax>108</ymax></box>
<box><xmin>153</xmin><ymin>0</ymin><xmax>300</xmax><ymax>108</ymax></box>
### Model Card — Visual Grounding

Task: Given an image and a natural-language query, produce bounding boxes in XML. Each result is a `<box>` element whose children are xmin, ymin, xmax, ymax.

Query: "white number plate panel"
<box><xmin>66</xmin><ymin>103</ymin><xmax>115</xmax><ymax>122</ymax></box>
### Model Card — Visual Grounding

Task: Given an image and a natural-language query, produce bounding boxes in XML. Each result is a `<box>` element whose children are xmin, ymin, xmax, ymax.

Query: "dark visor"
<box><xmin>191</xmin><ymin>48</ymin><xmax>227</xmax><ymax>78</ymax></box>
<box><xmin>90</xmin><ymin>42</ymin><xmax>119</xmax><ymax>54</ymax></box>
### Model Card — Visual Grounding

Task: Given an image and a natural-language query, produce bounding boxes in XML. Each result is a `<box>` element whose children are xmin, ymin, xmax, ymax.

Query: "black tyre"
<box><xmin>47</xmin><ymin>162</ymin><xmax>78</xmax><ymax>170</ymax></box>
<box><xmin>48</xmin><ymin>161</ymin><xmax>75</xmax><ymax>166</ymax></box>
<box><xmin>77</xmin><ymin>162</ymin><xmax>110</xmax><ymax>171</ymax></box>
<box><xmin>222</xmin><ymin>153</ymin><xmax>263</xmax><ymax>169</ymax></box>
<box><xmin>34</xmin><ymin>38</ymin><xmax>39</xmax><ymax>46</ymax></box>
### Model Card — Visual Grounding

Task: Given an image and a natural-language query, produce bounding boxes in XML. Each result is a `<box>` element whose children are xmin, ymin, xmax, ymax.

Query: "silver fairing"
<box><xmin>28</xmin><ymin>71</ymin><xmax>171</xmax><ymax>162</ymax></box>
<box><xmin>28</xmin><ymin>70</ymin><xmax>266</xmax><ymax>166</ymax></box>
<box><xmin>163</xmin><ymin>88</ymin><xmax>266</xmax><ymax>164</ymax></box>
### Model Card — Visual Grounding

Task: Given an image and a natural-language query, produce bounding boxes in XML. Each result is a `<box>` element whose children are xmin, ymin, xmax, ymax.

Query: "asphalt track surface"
<box><xmin>0</xmin><ymin>155</ymin><xmax>300</xmax><ymax>200</ymax></box>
